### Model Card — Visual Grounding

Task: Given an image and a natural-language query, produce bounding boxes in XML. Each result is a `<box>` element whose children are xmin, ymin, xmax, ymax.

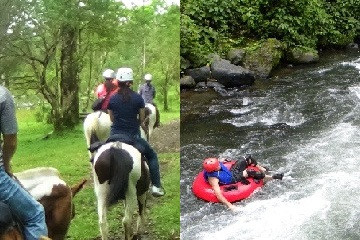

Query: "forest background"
<box><xmin>1</xmin><ymin>0</ymin><xmax>180</xmax><ymax>131</ymax></box>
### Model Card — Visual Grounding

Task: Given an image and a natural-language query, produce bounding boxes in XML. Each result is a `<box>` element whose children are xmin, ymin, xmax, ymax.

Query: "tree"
<box><xmin>1</xmin><ymin>0</ymin><xmax>124</xmax><ymax>131</ymax></box>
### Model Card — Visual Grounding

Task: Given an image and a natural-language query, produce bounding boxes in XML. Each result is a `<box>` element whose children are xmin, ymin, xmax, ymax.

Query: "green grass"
<box><xmin>12</xmin><ymin>109</ymin><xmax>180</xmax><ymax>240</ymax></box>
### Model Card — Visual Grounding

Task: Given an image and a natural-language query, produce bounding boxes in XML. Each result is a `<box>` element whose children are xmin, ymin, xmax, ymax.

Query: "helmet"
<box><xmin>203</xmin><ymin>158</ymin><xmax>220</xmax><ymax>172</ymax></box>
<box><xmin>116</xmin><ymin>68</ymin><xmax>133</xmax><ymax>82</ymax></box>
<box><xmin>102</xmin><ymin>69</ymin><xmax>115</xmax><ymax>79</ymax></box>
<box><xmin>144</xmin><ymin>73</ymin><xmax>152</xmax><ymax>81</ymax></box>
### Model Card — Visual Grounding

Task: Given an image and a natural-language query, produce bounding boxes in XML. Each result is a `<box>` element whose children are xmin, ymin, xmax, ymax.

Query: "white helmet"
<box><xmin>102</xmin><ymin>69</ymin><xmax>115</xmax><ymax>79</ymax></box>
<box><xmin>144</xmin><ymin>73</ymin><xmax>152</xmax><ymax>81</ymax></box>
<box><xmin>116</xmin><ymin>68</ymin><xmax>133</xmax><ymax>82</ymax></box>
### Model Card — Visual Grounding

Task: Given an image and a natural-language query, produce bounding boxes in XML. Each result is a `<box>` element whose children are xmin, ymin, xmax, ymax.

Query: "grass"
<box><xmin>12</xmin><ymin>109</ymin><xmax>180</xmax><ymax>240</ymax></box>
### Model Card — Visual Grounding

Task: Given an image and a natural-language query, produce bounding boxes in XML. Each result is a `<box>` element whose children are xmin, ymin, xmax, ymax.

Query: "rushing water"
<box><xmin>180</xmin><ymin>51</ymin><xmax>360</xmax><ymax>240</ymax></box>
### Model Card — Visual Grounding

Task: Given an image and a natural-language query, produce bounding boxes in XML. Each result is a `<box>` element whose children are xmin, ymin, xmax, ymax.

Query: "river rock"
<box><xmin>243</xmin><ymin>38</ymin><xmax>283</xmax><ymax>78</ymax></box>
<box><xmin>180</xmin><ymin>75</ymin><xmax>196</xmax><ymax>89</ymax></box>
<box><xmin>347</xmin><ymin>43</ymin><xmax>358</xmax><ymax>49</ymax></box>
<box><xmin>227</xmin><ymin>49</ymin><xmax>245</xmax><ymax>65</ymax></box>
<box><xmin>287</xmin><ymin>46</ymin><xmax>319</xmax><ymax>64</ymax></box>
<box><xmin>211</xmin><ymin>59</ymin><xmax>255</xmax><ymax>88</ymax></box>
<box><xmin>195</xmin><ymin>81</ymin><xmax>225</xmax><ymax>89</ymax></box>
<box><xmin>184</xmin><ymin>66</ymin><xmax>211</xmax><ymax>83</ymax></box>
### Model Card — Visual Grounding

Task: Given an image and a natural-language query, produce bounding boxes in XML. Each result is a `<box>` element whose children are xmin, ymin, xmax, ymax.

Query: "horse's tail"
<box><xmin>108</xmin><ymin>146</ymin><xmax>134</xmax><ymax>206</ymax></box>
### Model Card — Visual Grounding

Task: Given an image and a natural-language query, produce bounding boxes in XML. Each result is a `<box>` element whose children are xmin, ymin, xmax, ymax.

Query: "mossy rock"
<box><xmin>243</xmin><ymin>38</ymin><xmax>284</xmax><ymax>78</ymax></box>
<box><xmin>287</xmin><ymin>46</ymin><xmax>319</xmax><ymax>64</ymax></box>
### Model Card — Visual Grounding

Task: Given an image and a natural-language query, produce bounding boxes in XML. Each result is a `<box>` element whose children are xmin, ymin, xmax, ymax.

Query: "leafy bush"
<box><xmin>181</xmin><ymin>0</ymin><xmax>360</xmax><ymax>66</ymax></box>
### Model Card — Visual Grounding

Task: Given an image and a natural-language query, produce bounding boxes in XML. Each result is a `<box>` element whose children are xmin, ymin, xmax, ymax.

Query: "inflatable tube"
<box><xmin>192</xmin><ymin>161</ymin><xmax>264</xmax><ymax>203</ymax></box>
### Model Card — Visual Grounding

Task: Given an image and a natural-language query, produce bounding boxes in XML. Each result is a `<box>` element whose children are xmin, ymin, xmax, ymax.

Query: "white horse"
<box><xmin>83</xmin><ymin>103</ymin><xmax>158</xmax><ymax>152</ymax></box>
<box><xmin>92</xmin><ymin>141</ymin><xmax>149</xmax><ymax>240</ymax></box>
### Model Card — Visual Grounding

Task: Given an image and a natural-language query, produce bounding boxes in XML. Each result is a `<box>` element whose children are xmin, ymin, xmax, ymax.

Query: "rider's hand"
<box><xmin>229</xmin><ymin>205</ymin><xmax>240</xmax><ymax>212</ymax></box>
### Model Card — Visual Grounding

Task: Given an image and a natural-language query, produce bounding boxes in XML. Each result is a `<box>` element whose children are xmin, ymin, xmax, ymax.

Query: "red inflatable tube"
<box><xmin>192</xmin><ymin>161</ymin><xmax>264</xmax><ymax>203</ymax></box>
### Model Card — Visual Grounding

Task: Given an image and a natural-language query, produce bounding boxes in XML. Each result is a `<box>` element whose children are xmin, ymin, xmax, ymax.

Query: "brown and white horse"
<box><xmin>91</xmin><ymin>141</ymin><xmax>149</xmax><ymax>240</ymax></box>
<box><xmin>0</xmin><ymin>168</ymin><xmax>86</xmax><ymax>240</ymax></box>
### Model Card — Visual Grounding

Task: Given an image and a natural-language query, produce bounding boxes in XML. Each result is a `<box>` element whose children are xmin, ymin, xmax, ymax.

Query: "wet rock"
<box><xmin>227</xmin><ymin>49</ymin><xmax>245</xmax><ymax>65</ymax></box>
<box><xmin>184</xmin><ymin>66</ymin><xmax>211</xmax><ymax>83</ymax></box>
<box><xmin>180</xmin><ymin>76</ymin><xmax>196</xmax><ymax>89</ymax></box>
<box><xmin>347</xmin><ymin>43</ymin><xmax>359</xmax><ymax>49</ymax></box>
<box><xmin>243</xmin><ymin>38</ymin><xmax>284</xmax><ymax>78</ymax></box>
<box><xmin>287</xmin><ymin>46</ymin><xmax>319</xmax><ymax>64</ymax></box>
<box><xmin>210</xmin><ymin>59</ymin><xmax>255</xmax><ymax>88</ymax></box>
<box><xmin>195</xmin><ymin>81</ymin><xmax>225</xmax><ymax>89</ymax></box>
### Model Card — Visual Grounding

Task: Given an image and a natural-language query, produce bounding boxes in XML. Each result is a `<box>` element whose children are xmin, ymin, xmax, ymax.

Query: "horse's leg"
<box><xmin>93</xmin><ymin>168</ymin><xmax>109</xmax><ymax>240</ymax></box>
<box><xmin>136</xmin><ymin>193</ymin><xmax>147</xmax><ymax>237</ymax></box>
<box><xmin>123</xmin><ymin>184</ymin><xmax>137</xmax><ymax>240</ymax></box>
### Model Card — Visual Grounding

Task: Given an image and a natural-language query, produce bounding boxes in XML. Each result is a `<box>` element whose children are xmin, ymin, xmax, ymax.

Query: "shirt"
<box><xmin>138</xmin><ymin>83</ymin><xmax>156</xmax><ymax>104</ymax></box>
<box><xmin>108</xmin><ymin>90</ymin><xmax>145</xmax><ymax>137</ymax></box>
<box><xmin>0</xmin><ymin>86</ymin><xmax>18</xmax><ymax>167</ymax></box>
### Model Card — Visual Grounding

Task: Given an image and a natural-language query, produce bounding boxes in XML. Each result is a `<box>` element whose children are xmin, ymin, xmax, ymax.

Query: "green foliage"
<box><xmin>180</xmin><ymin>14</ymin><xmax>213</xmax><ymax>67</ymax></box>
<box><xmin>181</xmin><ymin>0</ymin><xmax>360</xmax><ymax>66</ymax></box>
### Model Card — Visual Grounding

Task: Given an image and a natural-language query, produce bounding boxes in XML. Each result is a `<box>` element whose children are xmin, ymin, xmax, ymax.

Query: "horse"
<box><xmin>0</xmin><ymin>168</ymin><xmax>86</xmax><ymax>240</ymax></box>
<box><xmin>83</xmin><ymin>103</ymin><xmax>158</xmax><ymax>152</ymax></box>
<box><xmin>91</xmin><ymin>140</ymin><xmax>150</xmax><ymax>240</ymax></box>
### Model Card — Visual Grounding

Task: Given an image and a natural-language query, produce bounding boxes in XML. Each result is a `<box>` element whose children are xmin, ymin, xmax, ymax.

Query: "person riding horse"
<box><xmin>92</xmin><ymin>69</ymin><xmax>119</xmax><ymax>111</ymax></box>
<box><xmin>138</xmin><ymin>73</ymin><xmax>160</xmax><ymax>128</ymax></box>
<box><xmin>107</xmin><ymin>68</ymin><xmax>165</xmax><ymax>197</ymax></box>
<box><xmin>0</xmin><ymin>86</ymin><xmax>48</xmax><ymax>239</ymax></box>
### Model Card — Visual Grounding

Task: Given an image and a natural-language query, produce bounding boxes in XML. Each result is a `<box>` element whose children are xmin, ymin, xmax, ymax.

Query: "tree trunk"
<box><xmin>60</xmin><ymin>23</ymin><xmax>79</xmax><ymax>129</ymax></box>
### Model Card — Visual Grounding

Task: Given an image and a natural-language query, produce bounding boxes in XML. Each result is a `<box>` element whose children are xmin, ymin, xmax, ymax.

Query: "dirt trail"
<box><xmin>151</xmin><ymin>119</ymin><xmax>180</xmax><ymax>153</ymax></box>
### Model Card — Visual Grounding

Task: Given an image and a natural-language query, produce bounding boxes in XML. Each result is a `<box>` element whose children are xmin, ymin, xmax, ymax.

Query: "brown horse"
<box><xmin>0</xmin><ymin>168</ymin><xmax>86</xmax><ymax>240</ymax></box>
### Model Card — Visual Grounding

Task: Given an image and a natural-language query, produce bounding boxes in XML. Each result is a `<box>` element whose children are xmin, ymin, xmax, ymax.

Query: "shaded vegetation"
<box><xmin>181</xmin><ymin>0</ymin><xmax>360</xmax><ymax>67</ymax></box>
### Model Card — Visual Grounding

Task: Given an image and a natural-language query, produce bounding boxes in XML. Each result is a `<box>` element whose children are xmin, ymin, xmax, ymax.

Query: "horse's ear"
<box><xmin>71</xmin><ymin>179</ymin><xmax>87</xmax><ymax>197</ymax></box>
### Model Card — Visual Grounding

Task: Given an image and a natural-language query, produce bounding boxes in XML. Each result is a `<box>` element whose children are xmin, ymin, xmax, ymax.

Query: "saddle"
<box><xmin>88</xmin><ymin>134</ymin><xmax>145</xmax><ymax>157</ymax></box>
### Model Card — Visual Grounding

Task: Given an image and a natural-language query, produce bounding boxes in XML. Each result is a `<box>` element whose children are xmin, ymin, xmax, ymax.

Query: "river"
<box><xmin>180</xmin><ymin>50</ymin><xmax>360</xmax><ymax>240</ymax></box>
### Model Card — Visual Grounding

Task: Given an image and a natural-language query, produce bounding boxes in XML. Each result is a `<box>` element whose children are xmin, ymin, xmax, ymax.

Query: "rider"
<box><xmin>138</xmin><ymin>73</ymin><xmax>160</xmax><ymax>128</ymax></box>
<box><xmin>203</xmin><ymin>155</ymin><xmax>283</xmax><ymax>211</ymax></box>
<box><xmin>93</xmin><ymin>69</ymin><xmax>119</xmax><ymax>111</ymax></box>
<box><xmin>107</xmin><ymin>68</ymin><xmax>165</xmax><ymax>197</ymax></box>
<box><xmin>0</xmin><ymin>86</ymin><xmax>48</xmax><ymax>239</ymax></box>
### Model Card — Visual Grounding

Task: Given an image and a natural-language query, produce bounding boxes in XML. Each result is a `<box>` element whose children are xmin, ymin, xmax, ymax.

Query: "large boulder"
<box><xmin>243</xmin><ymin>38</ymin><xmax>284</xmax><ymax>78</ymax></box>
<box><xmin>180</xmin><ymin>75</ymin><xmax>196</xmax><ymax>89</ymax></box>
<box><xmin>227</xmin><ymin>49</ymin><xmax>245</xmax><ymax>65</ymax></box>
<box><xmin>287</xmin><ymin>46</ymin><xmax>319</xmax><ymax>64</ymax></box>
<box><xmin>184</xmin><ymin>66</ymin><xmax>211</xmax><ymax>83</ymax></box>
<box><xmin>210</xmin><ymin>59</ymin><xmax>255</xmax><ymax>88</ymax></box>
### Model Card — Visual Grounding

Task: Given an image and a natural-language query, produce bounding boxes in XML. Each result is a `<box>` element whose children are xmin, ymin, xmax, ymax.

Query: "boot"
<box><xmin>151</xmin><ymin>185</ymin><xmax>165</xmax><ymax>197</ymax></box>
<box><xmin>272</xmin><ymin>173</ymin><xmax>284</xmax><ymax>180</ymax></box>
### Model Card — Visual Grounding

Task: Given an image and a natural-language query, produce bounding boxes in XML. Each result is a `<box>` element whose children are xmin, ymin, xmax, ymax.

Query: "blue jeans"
<box><xmin>135</xmin><ymin>136</ymin><xmax>161</xmax><ymax>187</ymax></box>
<box><xmin>0</xmin><ymin>167</ymin><xmax>47</xmax><ymax>240</ymax></box>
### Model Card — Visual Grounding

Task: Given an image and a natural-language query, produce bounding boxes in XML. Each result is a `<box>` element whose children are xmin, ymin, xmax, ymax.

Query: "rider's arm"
<box><xmin>256</xmin><ymin>164</ymin><xmax>267</xmax><ymax>173</ymax></box>
<box><xmin>208</xmin><ymin>177</ymin><xmax>237</xmax><ymax>211</ymax></box>
<box><xmin>2</xmin><ymin>134</ymin><xmax>17</xmax><ymax>175</ymax></box>
<box><xmin>108</xmin><ymin>110</ymin><xmax>114</xmax><ymax>122</ymax></box>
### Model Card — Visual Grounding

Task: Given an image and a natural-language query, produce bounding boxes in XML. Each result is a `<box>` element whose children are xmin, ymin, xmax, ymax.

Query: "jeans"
<box><xmin>0</xmin><ymin>167</ymin><xmax>48</xmax><ymax>240</ymax></box>
<box><xmin>135</xmin><ymin>136</ymin><xmax>161</xmax><ymax>188</ymax></box>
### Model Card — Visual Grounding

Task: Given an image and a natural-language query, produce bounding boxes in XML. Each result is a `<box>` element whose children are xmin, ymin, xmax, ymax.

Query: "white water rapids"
<box><xmin>181</xmin><ymin>55</ymin><xmax>360</xmax><ymax>240</ymax></box>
